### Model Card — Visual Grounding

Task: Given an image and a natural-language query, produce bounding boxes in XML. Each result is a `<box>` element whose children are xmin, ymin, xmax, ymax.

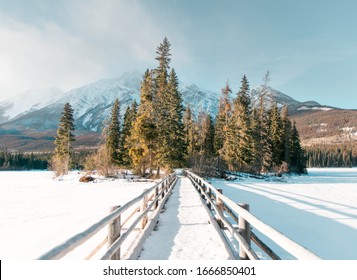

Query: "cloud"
<box><xmin>0</xmin><ymin>0</ymin><xmax>184</xmax><ymax>101</ymax></box>
<box><xmin>0</xmin><ymin>16</ymin><xmax>104</xmax><ymax>100</ymax></box>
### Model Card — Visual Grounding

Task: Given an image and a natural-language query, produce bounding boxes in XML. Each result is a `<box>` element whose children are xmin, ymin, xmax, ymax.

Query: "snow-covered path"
<box><xmin>138</xmin><ymin>176</ymin><xmax>230</xmax><ymax>260</ymax></box>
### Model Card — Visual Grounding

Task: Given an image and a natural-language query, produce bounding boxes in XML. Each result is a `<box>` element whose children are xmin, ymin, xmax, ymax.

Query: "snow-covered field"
<box><xmin>211</xmin><ymin>168</ymin><xmax>357</xmax><ymax>260</ymax></box>
<box><xmin>0</xmin><ymin>171</ymin><xmax>154</xmax><ymax>260</ymax></box>
<box><xmin>1</xmin><ymin>168</ymin><xmax>357</xmax><ymax>260</ymax></box>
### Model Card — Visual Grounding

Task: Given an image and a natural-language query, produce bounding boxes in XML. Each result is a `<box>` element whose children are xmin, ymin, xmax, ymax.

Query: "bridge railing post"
<box><xmin>216</xmin><ymin>188</ymin><xmax>224</xmax><ymax>228</ymax></box>
<box><xmin>238</xmin><ymin>203</ymin><xmax>251</xmax><ymax>260</ymax></box>
<box><xmin>141</xmin><ymin>189</ymin><xmax>148</xmax><ymax>229</ymax></box>
<box><xmin>154</xmin><ymin>186</ymin><xmax>159</xmax><ymax>210</ymax></box>
<box><xmin>108</xmin><ymin>205</ymin><xmax>121</xmax><ymax>260</ymax></box>
<box><xmin>207</xmin><ymin>188</ymin><xmax>212</xmax><ymax>210</ymax></box>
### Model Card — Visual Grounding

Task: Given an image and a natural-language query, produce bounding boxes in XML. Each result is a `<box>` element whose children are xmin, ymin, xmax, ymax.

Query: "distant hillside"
<box><xmin>291</xmin><ymin>109</ymin><xmax>357</xmax><ymax>145</ymax></box>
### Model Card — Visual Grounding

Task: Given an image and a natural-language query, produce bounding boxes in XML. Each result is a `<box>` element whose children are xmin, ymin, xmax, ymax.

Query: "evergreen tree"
<box><xmin>53</xmin><ymin>103</ymin><xmax>75</xmax><ymax>176</ymax></box>
<box><xmin>269</xmin><ymin>102</ymin><xmax>284</xmax><ymax>168</ymax></box>
<box><xmin>281</xmin><ymin>105</ymin><xmax>292</xmax><ymax>167</ymax></box>
<box><xmin>106</xmin><ymin>99</ymin><xmax>121</xmax><ymax>165</ymax></box>
<box><xmin>224</xmin><ymin>75</ymin><xmax>253</xmax><ymax>170</ymax></box>
<box><xmin>214</xmin><ymin>81</ymin><xmax>232</xmax><ymax>156</ymax></box>
<box><xmin>259</xmin><ymin>96</ymin><xmax>273</xmax><ymax>172</ymax></box>
<box><xmin>201</xmin><ymin>113</ymin><xmax>215</xmax><ymax>156</ymax></box>
<box><xmin>154</xmin><ymin>38</ymin><xmax>184</xmax><ymax>172</ymax></box>
<box><xmin>165</xmin><ymin>68</ymin><xmax>185</xmax><ymax>167</ymax></box>
<box><xmin>129</xmin><ymin>70</ymin><xmax>157</xmax><ymax>175</ymax></box>
<box><xmin>290</xmin><ymin>121</ymin><xmax>306</xmax><ymax>174</ymax></box>
<box><xmin>183</xmin><ymin>105</ymin><xmax>195</xmax><ymax>157</ymax></box>
<box><xmin>250</xmin><ymin>107</ymin><xmax>262</xmax><ymax>173</ymax></box>
<box><xmin>120</xmin><ymin>101</ymin><xmax>137</xmax><ymax>166</ymax></box>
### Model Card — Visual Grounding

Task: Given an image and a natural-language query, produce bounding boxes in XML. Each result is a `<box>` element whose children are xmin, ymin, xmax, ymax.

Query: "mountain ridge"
<box><xmin>0</xmin><ymin>71</ymin><xmax>352</xmax><ymax>151</ymax></box>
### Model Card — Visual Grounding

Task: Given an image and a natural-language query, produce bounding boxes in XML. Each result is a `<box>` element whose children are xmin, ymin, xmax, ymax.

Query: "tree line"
<box><xmin>305</xmin><ymin>144</ymin><xmax>357</xmax><ymax>167</ymax></box>
<box><xmin>52</xmin><ymin>38</ymin><xmax>306</xmax><ymax>177</ymax></box>
<box><xmin>0</xmin><ymin>150</ymin><xmax>49</xmax><ymax>170</ymax></box>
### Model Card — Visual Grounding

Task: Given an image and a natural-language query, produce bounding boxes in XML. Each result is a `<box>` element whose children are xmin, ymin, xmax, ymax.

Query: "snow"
<box><xmin>0</xmin><ymin>171</ymin><xmax>154</xmax><ymax>260</ymax></box>
<box><xmin>138</xmin><ymin>176</ymin><xmax>230</xmax><ymax>260</ymax></box>
<box><xmin>1</xmin><ymin>168</ymin><xmax>357</xmax><ymax>260</ymax></box>
<box><xmin>210</xmin><ymin>168</ymin><xmax>357</xmax><ymax>260</ymax></box>
<box><xmin>298</xmin><ymin>106</ymin><xmax>333</xmax><ymax>111</ymax></box>
<box><xmin>341</xmin><ymin>127</ymin><xmax>354</xmax><ymax>132</ymax></box>
<box><xmin>1</xmin><ymin>87</ymin><xmax>66</xmax><ymax>119</ymax></box>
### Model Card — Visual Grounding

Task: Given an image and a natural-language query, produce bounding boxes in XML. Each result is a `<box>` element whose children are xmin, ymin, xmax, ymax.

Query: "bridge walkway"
<box><xmin>138</xmin><ymin>176</ymin><xmax>230</xmax><ymax>260</ymax></box>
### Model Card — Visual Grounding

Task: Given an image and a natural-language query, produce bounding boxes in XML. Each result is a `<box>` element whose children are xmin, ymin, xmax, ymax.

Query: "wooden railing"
<box><xmin>186</xmin><ymin>170</ymin><xmax>321</xmax><ymax>260</ymax></box>
<box><xmin>38</xmin><ymin>173</ymin><xmax>177</xmax><ymax>260</ymax></box>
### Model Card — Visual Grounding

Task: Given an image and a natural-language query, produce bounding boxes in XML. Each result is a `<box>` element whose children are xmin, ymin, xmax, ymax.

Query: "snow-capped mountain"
<box><xmin>0</xmin><ymin>71</ymin><xmax>220</xmax><ymax>134</ymax></box>
<box><xmin>250</xmin><ymin>86</ymin><xmax>334</xmax><ymax>112</ymax></box>
<box><xmin>179</xmin><ymin>83</ymin><xmax>219</xmax><ymax>117</ymax></box>
<box><xmin>1</xmin><ymin>71</ymin><xmax>348</xmax><ymax>152</ymax></box>
<box><xmin>0</xmin><ymin>87</ymin><xmax>66</xmax><ymax>123</ymax></box>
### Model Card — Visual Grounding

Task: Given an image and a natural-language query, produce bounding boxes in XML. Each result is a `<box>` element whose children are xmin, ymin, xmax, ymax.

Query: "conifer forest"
<box><xmin>2</xmin><ymin>38</ymin><xmax>310</xmax><ymax>175</ymax></box>
<box><xmin>55</xmin><ymin>37</ymin><xmax>306</xmax><ymax>177</ymax></box>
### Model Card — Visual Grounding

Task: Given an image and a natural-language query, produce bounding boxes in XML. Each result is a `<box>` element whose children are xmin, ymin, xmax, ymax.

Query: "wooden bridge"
<box><xmin>38</xmin><ymin>171</ymin><xmax>321</xmax><ymax>260</ymax></box>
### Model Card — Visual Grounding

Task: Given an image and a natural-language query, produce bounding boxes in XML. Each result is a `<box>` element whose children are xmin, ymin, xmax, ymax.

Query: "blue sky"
<box><xmin>0</xmin><ymin>0</ymin><xmax>356</xmax><ymax>108</ymax></box>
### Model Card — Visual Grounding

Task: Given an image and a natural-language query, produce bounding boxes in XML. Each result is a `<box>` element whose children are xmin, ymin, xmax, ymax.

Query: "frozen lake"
<box><xmin>211</xmin><ymin>168</ymin><xmax>357</xmax><ymax>259</ymax></box>
<box><xmin>0</xmin><ymin>168</ymin><xmax>356</xmax><ymax>259</ymax></box>
<box><xmin>0</xmin><ymin>171</ymin><xmax>155</xmax><ymax>259</ymax></box>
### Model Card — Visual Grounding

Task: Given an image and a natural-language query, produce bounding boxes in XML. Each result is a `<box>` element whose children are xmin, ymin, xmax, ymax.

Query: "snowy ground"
<box><xmin>0</xmin><ymin>171</ymin><xmax>155</xmax><ymax>260</ymax></box>
<box><xmin>211</xmin><ymin>168</ymin><xmax>357</xmax><ymax>260</ymax></box>
<box><xmin>1</xmin><ymin>168</ymin><xmax>357</xmax><ymax>260</ymax></box>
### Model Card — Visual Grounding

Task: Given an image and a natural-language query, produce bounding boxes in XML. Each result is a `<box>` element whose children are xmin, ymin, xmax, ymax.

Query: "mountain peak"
<box><xmin>250</xmin><ymin>85</ymin><xmax>332</xmax><ymax>113</ymax></box>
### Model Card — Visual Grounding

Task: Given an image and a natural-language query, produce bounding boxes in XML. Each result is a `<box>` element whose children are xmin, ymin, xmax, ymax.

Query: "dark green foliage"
<box><xmin>269</xmin><ymin>102</ymin><xmax>284</xmax><ymax>167</ymax></box>
<box><xmin>0</xmin><ymin>150</ymin><xmax>49</xmax><ymax>170</ymax></box>
<box><xmin>306</xmin><ymin>145</ymin><xmax>357</xmax><ymax>167</ymax></box>
<box><xmin>154</xmin><ymin>39</ymin><xmax>184</xmax><ymax>172</ymax></box>
<box><xmin>54</xmin><ymin>103</ymin><xmax>75</xmax><ymax>159</ymax></box>
<box><xmin>290</xmin><ymin>121</ymin><xmax>307</xmax><ymax>173</ymax></box>
<box><xmin>106</xmin><ymin>99</ymin><xmax>121</xmax><ymax>164</ymax></box>
<box><xmin>120</xmin><ymin>101</ymin><xmax>137</xmax><ymax>166</ymax></box>
<box><xmin>183</xmin><ymin>105</ymin><xmax>195</xmax><ymax>156</ymax></box>
<box><xmin>214</xmin><ymin>81</ymin><xmax>232</xmax><ymax>156</ymax></box>
<box><xmin>223</xmin><ymin>75</ymin><xmax>253</xmax><ymax>171</ymax></box>
<box><xmin>53</xmin><ymin>103</ymin><xmax>75</xmax><ymax>175</ymax></box>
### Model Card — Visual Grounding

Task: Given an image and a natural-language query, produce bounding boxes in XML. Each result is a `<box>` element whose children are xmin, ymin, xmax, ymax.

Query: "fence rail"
<box><xmin>186</xmin><ymin>170</ymin><xmax>321</xmax><ymax>260</ymax></box>
<box><xmin>38</xmin><ymin>173</ymin><xmax>177</xmax><ymax>260</ymax></box>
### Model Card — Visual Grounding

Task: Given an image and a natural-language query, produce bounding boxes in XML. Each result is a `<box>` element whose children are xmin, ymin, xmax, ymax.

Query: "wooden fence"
<box><xmin>38</xmin><ymin>173</ymin><xmax>177</xmax><ymax>260</ymax></box>
<box><xmin>186</xmin><ymin>170</ymin><xmax>321</xmax><ymax>260</ymax></box>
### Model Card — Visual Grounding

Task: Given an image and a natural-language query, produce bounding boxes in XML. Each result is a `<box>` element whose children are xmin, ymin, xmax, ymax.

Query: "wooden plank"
<box><xmin>238</xmin><ymin>203</ymin><xmax>250</xmax><ymax>260</ymax></box>
<box><xmin>108</xmin><ymin>206</ymin><xmax>121</xmax><ymax>260</ymax></box>
<box><xmin>251</xmin><ymin>231</ymin><xmax>281</xmax><ymax>260</ymax></box>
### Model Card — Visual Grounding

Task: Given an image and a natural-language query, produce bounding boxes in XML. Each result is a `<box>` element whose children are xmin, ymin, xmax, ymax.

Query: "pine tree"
<box><xmin>250</xmin><ymin>107</ymin><xmax>262</xmax><ymax>173</ymax></box>
<box><xmin>183</xmin><ymin>105</ymin><xmax>195</xmax><ymax>157</ymax></box>
<box><xmin>224</xmin><ymin>75</ymin><xmax>253</xmax><ymax>171</ymax></box>
<box><xmin>120</xmin><ymin>101</ymin><xmax>137</xmax><ymax>167</ymax></box>
<box><xmin>165</xmin><ymin>68</ymin><xmax>185</xmax><ymax>167</ymax></box>
<box><xmin>281</xmin><ymin>105</ymin><xmax>292</xmax><ymax>167</ymax></box>
<box><xmin>290</xmin><ymin>121</ymin><xmax>306</xmax><ymax>174</ymax></box>
<box><xmin>201</xmin><ymin>113</ymin><xmax>215</xmax><ymax>156</ymax></box>
<box><xmin>214</xmin><ymin>81</ymin><xmax>232</xmax><ymax>156</ymax></box>
<box><xmin>129</xmin><ymin>70</ymin><xmax>157</xmax><ymax>176</ymax></box>
<box><xmin>259</xmin><ymin>96</ymin><xmax>273</xmax><ymax>173</ymax></box>
<box><xmin>154</xmin><ymin>38</ymin><xmax>184</xmax><ymax>172</ymax></box>
<box><xmin>269</xmin><ymin>102</ymin><xmax>284</xmax><ymax>168</ymax></box>
<box><xmin>106</xmin><ymin>99</ymin><xmax>121</xmax><ymax>165</ymax></box>
<box><xmin>53</xmin><ymin>103</ymin><xmax>75</xmax><ymax>176</ymax></box>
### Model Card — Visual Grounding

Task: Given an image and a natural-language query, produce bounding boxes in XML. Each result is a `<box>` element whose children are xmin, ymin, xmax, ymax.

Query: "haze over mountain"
<box><xmin>0</xmin><ymin>71</ymin><xmax>354</xmax><ymax>151</ymax></box>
